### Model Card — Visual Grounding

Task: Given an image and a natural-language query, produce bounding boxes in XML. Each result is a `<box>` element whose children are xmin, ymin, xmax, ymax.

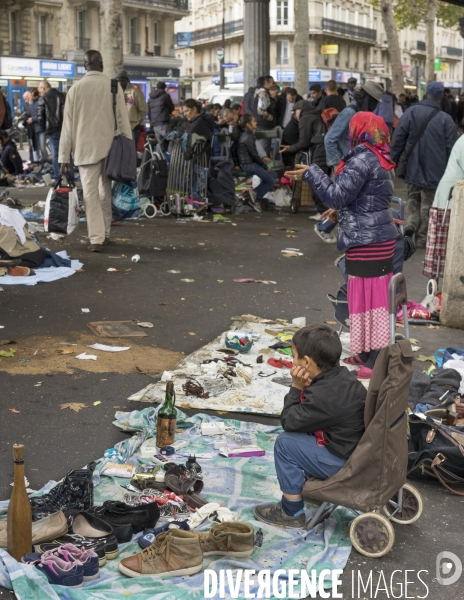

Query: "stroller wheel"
<box><xmin>383</xmin><ymin>483</ymin><xmax>423</xmax><ymax>525</ymax></box>
<box><xmin>350</xmin><ymin>513</ymin><xmax>395</xmax><ymax>558</ymax></box>
<box><xmin>159</xmin><ymin>202</ymin><xmax>170</xmax><ymax>216</ymax></box>
<box><xmin>144</xmin><ymin>204</ymin><xmax>157</xmax><ymax>218</ymax></box>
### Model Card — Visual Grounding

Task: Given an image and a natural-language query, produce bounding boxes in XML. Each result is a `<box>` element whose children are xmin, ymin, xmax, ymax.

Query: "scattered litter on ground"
<box><xmin>0</xmin><ymin>340</ymin><xmax>15</xmax><ymax>346</ymax></box>
<box><xmin>9</xmin><ymin>409</ymin><xmax>20</xmax><ymax>414</ymax></box>
<box><xmin>87</xmin><ymin>321</ymin><xmax>148</xmax><ymax>337</ymax></box>
<box><xmin>282</xmin><ymin>251</ymin><xmax>303</xmax><ymax>257</ymax></box>
<box><xmin>131</xmin><ymin>254</ymin><xmax>140</xmax><ymax>263</ymax></box>
<box><xmin>189</xmin><ymin>332</ymin><xmax>196</xmax><ymax>336</ymax></box>
<box><xmin>60</xmin><ymin>402</ymin><xmax>88</xmax><ymax>413</ymax></box>
<box><xmin>325</xmin><ymin>320</ymin><xmax>337</xmax><ymax>325</ymax></box>
<box><xmin>88</xmin><ymin>343</ymin><xmax>130</xmax><ymax>352</ymax></box>
<box><xmin>417</xmin><ymin>355</ymin><xmax>437</xmax><ymax>363</ymax></box>
<box><xmin>93</xmin><ymin>401</ymin><xmax>101</xmax><ymax>406</ymax></box>
<box><xmin>159</xmin><ymin>302</ymin><xmax>169</xmax><ymax>306</ymax></box>
<box><xmin>153</xmin><ymin>247</ymin><xmax>161</xmax><ymax>250</ymax></box>
<box><xmin>137</xmin><ymin>322</ymin><xmax>154</xmax><ymax>328</ymax></box>
<box><xmin>75</xmin><ymin>352</ymin><xmax>97</xmax><ymax>360</ymax></box>
<box><xmin>81</xmin><ymin>308</ymin><xmax>90</xmax><ymax>313</ymax></box>
<box><xmin>46</xmin><ymin>232</ymin><xmax>65</xmax><ymax>240</ymax></box>
<box><xmin>107</xmin><ymin>268</ymin><xmax>120</xmax><ymax>272</ymax></box>
<box><xmin>181</xmin><ymin>279</ymin><xmax>195</xmax><ymax>282</ymax></box>
<box><xmin>19</xmin><ymin>359</ymin><xmax>28</xmax><ymax>364</ymax></box>
<box><xmin>233</xmin><ymin>279</ymin><xmax>277</xmax><ymax>284</ymax></box>
<box><xmin>198</xmin><ymin>242</ymin><xmax>205</xmax><ymax>245</ymax></box>
<box><xmin>217</xmin><ymin>280</ymin><xmax>224</xmax><ymax>283</ymax></box>
<box><xmin>167</xmin><ymin>270</ymin><xmax>180</xmax><ymax>273</ymax></box>
<box><xmin>0</xmin><ymin>348</ymin><xmax>16</xmax><ymax>357</ymax></box>
<box><xmin>260</xmin><ymin>233</ymin><xmax>270</xmax><ymax>236</ymax></box>
<box><xmin>58</xmin><ymin>348</ymin><xmax>74</xmax><ymax>355</ymax></box>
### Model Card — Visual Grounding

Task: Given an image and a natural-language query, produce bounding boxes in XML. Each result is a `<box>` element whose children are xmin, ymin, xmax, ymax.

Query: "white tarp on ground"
<box><xmin>0</xmin><ymin>251</ymin><xmax>82</xmax><ymax>286</ymax></box>
<box><xmin>128</xmin><ymin>316</ymin><xmax>363</xmax><ymax>417</ymax></box>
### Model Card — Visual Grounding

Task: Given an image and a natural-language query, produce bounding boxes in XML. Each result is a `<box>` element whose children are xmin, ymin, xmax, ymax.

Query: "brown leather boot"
<box><xmin>88</xmin><ymin>244</ymin><xmax>102</xmax><ymax>252</ymax></box>
<box><xmin>197</xmin><ymin>522</ymin><xmax>255</xmax><ymax>557</ymax></box>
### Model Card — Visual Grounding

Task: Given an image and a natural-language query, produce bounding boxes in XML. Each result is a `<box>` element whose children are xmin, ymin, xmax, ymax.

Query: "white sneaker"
<box><xmin>309</xmin><ymin>213</ymin><xmax>322</xmax><ymax>221</ymax></box>
<box><xmin>314</xmin><ymin>224</ymin><xmax>337</xmax><ymax>244</ymax></box>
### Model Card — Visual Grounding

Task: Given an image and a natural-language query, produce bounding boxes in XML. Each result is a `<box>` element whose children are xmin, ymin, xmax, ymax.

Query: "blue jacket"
<box><xmin>324</xmin><ymin>102</ymin><xmax>356</xmax><ymax>166</ymax></box>
<box><xmin>303</xmin><ymin>145</ymin><xmax>397</xmax><ymax>252</ymax></box>
<box><xmin>390</xmin><ymin>98</ymin><xmax>457</xmax><ymax>189</ymax></box>
<box><xmin>374</xmin><ymin>93</ymin><xmax>394</xmax><ymax>127</ymax></box>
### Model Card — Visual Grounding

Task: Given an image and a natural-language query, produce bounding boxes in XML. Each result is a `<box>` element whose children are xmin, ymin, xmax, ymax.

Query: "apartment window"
<box><xmin>334</xmin><ymin>6</ymin><xmax>340</xmax><ymax>20</ymax></box>
<box><xmin>345</xmin><ymin>9</ymin><xmax>350</xmax><ymax>23</ymax></box>
<box><xmin>9</xmin><ymin>11</ymin><xmax>20</xmax><ymax>42</ymax></box>
<box><xmin>354</xmin><ymin>11</ymin><xmax>359</xmax><ymax>26</ymax></box>
<box><xmin>277</xmin><ymin>1</ymin><xmax>288</xmax><ymax>25</ymax></box>
<box><xmin>276</xmin><ymin>39</ymin><xmax>289</xmax><ymax>65</ymax></box>
<box><xmin>76</xmin><ymin>11</ymin><xmax>86</xmax><ymax>40</ymax></box>
<box><xmin>153</xmin><ymin>21</ymin><xmax>159</xmax><ymax>45</ymax></box>
<box><xmin>38</xmin><ymin>15</ymin><xmax>49</xmax><ymax>44</ymax></box>
<box><xmin>362</xmin><ymin>13</ymin><xmax>367</xmax><ymax>28</ymax></box>
<box><xmin>129</xmin><ymin>18</ymin><xmax>138</xmax><ymax>44</ymax></box>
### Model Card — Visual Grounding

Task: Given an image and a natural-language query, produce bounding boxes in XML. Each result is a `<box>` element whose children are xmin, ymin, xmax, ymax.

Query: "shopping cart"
<box><xmin>165</xmin><ymin>134</ymin><xmax>210</xmax><ymax>216</ymax></box>
<box><xmin>137</xmin><ymin>132</ymin><xmax>170</xmax><ymax>218</ymax></box>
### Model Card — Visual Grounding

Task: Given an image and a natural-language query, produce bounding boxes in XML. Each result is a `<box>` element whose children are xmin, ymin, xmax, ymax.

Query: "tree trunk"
<box><xmin>425</xmin><ymin>0</ymin><xmax>438</xmax><ymax>82</ymax></box>
<box><xmin>380</xmin><ymin>0</ymin><xmax>404</xmax><ymax>95</ymax></box>
<box><xmin>99</xmin><ymin>0</ymin><xmax>123</xmax><ymax>78</ymax></box>
<box><xmin>293</xmin><ymin>0</ymin><xmax>309</xmax><ymax>97</ymax></box>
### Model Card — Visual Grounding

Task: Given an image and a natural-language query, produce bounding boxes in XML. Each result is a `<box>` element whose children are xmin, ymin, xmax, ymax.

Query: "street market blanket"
<box><xmin>0</xmin><ymin>409</ymin><xmax>354</xmax><ymax>599</ymax></box>
<box><xmin>0</xmin><ymin>251</ymin><xmax>83</xmax><ymax>286</ymax></box>
<box><xmin>128</xmin><ymin>317</ymin><xmax>365</xmax><ymax>417</ymax></box>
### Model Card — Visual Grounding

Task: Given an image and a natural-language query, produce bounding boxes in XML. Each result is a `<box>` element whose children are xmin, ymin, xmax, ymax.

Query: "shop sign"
<box><xmin>176</xmin><ymin>32</ymin><xmax>191</xmax><ymax>47</ymax></box>
<box><xmin>40</xmin><ymin>61</ymin><xmax>75</xmax><ymax>78</ymax></box>
<box><xmin>0</xmin><ymin>57</ymin><xmax>40</xmax><ymax>77</ymax></box>
<box><xmin>321</xmin><ymin>45</ymin><xmax>339</xmax><ymax>55</ymax></box>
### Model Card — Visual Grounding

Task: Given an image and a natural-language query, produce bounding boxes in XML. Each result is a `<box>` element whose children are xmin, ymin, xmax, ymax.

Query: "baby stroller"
<box><xmin>137</xmin><ymin>132</ymin><xmax>170</xmax><ymax>217</ymax></box>
<box><xmin>304</xmin><ymin>274</ymin><xmax>423</xmax><ymax>558</ymax></box>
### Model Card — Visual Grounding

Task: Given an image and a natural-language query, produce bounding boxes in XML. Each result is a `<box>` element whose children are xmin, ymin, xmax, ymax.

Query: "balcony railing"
<box><xmin>442</xmin><ymin>46</ymin><xmax>462</xmax><ymax>57</ymax></box>
<box><xmin>412</xmin><ymin>41</ymin><xmax>426</xmax><ymax>52</ymax></box>
<box><xmin>190</xmin><ymin>19</ymin><xmax>243</xmax><ymax>43</ymax></box>
<box><xmin>129</xmin><ymin>42</ymin><xmax>141</xmax><ymax>56</ymax></box>
<box><xmin>37</xmin><ymin>43</ymin><xmax>53</xmax><ymax>58</ymax></box>
<box><xmin>321</xmin><ymin>18</ymin><xmax>376</xmax><ymax>42</ymax></box>
<box><xmin>9</xmin><ymin>41</ymin><xmax>24</xmax><ymax>56</ymax></box>
<box><xmin>124</xmin><ymin>0</ymin><xmax>188</xmax><ymax>10</ymax></box>
<box><xmin>76</xmin><ymin>37</ymin><xmax>90</xmax><ymax>51</ymax></box>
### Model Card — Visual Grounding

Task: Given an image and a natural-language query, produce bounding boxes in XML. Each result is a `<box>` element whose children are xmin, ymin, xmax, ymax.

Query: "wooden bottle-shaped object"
<box><xmin>7</xmin><ymin>444</ymin><xmax>32</xmax><ymax>560</ymax></box>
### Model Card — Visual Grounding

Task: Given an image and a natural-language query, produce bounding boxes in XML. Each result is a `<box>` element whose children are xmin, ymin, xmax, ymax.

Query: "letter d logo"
<box><xmin>436</xmin><ymin>551</ymin><xmax>462</xmax><ymax>586</ymax></box>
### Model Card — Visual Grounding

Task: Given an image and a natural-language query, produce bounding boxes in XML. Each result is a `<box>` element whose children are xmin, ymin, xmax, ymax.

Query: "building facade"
<box><xmin>0</xmin><ymin>0</ymin><xmax>188</xmax><ymax>114</ymax></box>
<box><xmin>174</xmin><ymin>0</ymin><xmax>464</xmax><ymax>97</ymax></box>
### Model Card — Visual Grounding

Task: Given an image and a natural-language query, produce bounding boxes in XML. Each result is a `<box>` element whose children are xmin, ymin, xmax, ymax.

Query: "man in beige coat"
<box><xmin>59</xmin><ymin>50</ymin><xmax>132</xmax><ymax>252</ymax></box>
<box><xmin>115</xmin><ymin>69</ymin><xmax>148</xmax><ymax>150</ymax></box>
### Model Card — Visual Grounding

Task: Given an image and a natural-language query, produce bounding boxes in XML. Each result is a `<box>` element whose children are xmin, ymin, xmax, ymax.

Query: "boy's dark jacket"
<box><xmin>281</xmin><ymin>366</ymin><xmax>366</xmax><ymax>459</ymax></box>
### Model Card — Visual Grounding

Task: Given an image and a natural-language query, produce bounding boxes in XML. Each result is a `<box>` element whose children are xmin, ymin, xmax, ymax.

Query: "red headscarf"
<box><xmin>335</xmin><ymin>111</ymin><xmax>396</xmax><ymax>176</ymax></box>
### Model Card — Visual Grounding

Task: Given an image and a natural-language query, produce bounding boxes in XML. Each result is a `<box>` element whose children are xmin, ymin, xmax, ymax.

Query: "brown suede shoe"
<box><xmin>7</xmin><ymin>265</ymin><xmax>34</xmax><ymax>276</ymax></box>
<box><xmin>197</xmin><ymin>522</ymin><xmax>255</xmax><ymax>557</ymax></box>
<box><xmin>103</xmin><ymin>238</ymin><xmax>110</xmax><ymax>246</ymax></box>
<box><xmin>118</xmin><ymin>529</ymin><xmax>203</xmax><ymax>578</ymax></box>
<box><xmin>89</xmin><ymin>244</ymin><xmax>102</xmax><ymax>252</ymax></box>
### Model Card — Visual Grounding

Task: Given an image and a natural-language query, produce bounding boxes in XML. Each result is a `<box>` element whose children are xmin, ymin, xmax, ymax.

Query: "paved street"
<box><xmin>1</xmin><ymin>183</ymin><xmax>463</xmax><ymax>598</ymax></box>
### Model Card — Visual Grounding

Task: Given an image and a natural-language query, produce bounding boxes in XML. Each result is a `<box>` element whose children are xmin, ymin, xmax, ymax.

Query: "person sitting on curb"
<box><xmin>0</xmin><ymin>130</ymin><xmax>23</xmax><ymax>176</ymax></box>
<box><xmin>254</xmin><ymin>325</ymin><xmax>366</xmax><ymax>528</ymax></box>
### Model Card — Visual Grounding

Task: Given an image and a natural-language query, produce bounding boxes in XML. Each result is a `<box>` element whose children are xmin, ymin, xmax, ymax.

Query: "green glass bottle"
<box><xmin>156</xmin><ymin>381</ymin><xmax>177</xmax><ymax>447</ymax></box>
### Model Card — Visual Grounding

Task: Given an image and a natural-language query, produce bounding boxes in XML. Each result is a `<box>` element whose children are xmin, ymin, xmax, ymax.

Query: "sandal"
<box><xmin>165</xmin><ymin>465</ymin><xmax>207</xmax><ymax>509</ymax></box>
<box><xmin>355</xmin><ymin>366</ymin><xmax>373</xmax><ymax>380</ymax></box>
<box><xmin>343</xmin><ymin>355</ymin><xmax>365</xmax><ymax>366</ymax></box>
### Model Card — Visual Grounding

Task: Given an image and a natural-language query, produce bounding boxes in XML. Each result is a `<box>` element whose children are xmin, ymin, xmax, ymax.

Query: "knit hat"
<box><xmin>426</xmin><ymin>81</ymin><xmax>444</xmax><ymax>99</ymax></box>
<box><xmin>115</xmin><ymin>69</ymin><xmax>129</xmax><ymax>81</ymax></box>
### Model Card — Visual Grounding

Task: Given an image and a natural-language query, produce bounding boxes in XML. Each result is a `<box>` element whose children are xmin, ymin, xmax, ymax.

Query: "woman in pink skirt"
<box><xmin>287</xmin><ymin>112</ymin><xmax>398</xmax><ymax>378</ymax></box>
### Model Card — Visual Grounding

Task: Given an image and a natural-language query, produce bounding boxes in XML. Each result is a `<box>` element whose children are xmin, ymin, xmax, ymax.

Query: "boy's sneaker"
<box><xmin>138</xmin><ymin>521</ymin><xmax>190</xmax><ymax>549</ymax></box>
<box><xmin>198</xmin><ymin>522</ymin><xmax>255</xmax><ymax>558</ymax></box>
<box><xmin>35</xmin><ymin>535</ymin><xmax>107</xmax><ymax>566</ymax></box>
<box><xmin>254</xmin><ymin>502</ymin><xmax>306</xmax><ymax>529</ymax></box>
<box><xmin>119</xmin><ymin>529</ymin><xmax>203</xmax><ymax>578</ymax></box>
<box><xmin>23</xmin><ymin>544</ymin><xmax>100</xmax><ymax>581</ymax></box>
<box><xmin>314</xmin><ymin>224</ymin><xmax>336</xmax><ymax>244</ymax></box>
<box><xmin>35</xmin><ymin>558</ymin><xmax>84</xmax><ymax>588</ymax></box>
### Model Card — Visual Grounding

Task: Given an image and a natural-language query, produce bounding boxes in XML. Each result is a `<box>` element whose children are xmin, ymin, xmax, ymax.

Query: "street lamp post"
<box><xmin>219</xmin><ymin>0</ymin><xmax>225</xmax><ymax>89</ymax></box>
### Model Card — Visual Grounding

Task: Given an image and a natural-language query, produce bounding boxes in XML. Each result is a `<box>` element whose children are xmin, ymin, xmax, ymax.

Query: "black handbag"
<box><xmin>407</xmin><ymin>414</ymin><xmax>464</xmax><ymax>495</ymax></box>
<box><xmin>106</xmin><ymin>79</ymin><xmax>137</xmax><ymax>184</ymax></box>
<box><xmin>396</xmin><ymin>108</ymin><xmax>439</xmax><ymax>179</ymax></box>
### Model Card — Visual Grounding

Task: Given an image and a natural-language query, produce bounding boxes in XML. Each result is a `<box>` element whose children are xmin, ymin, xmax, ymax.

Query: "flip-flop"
<box><xmin>343</xmin><ymin>355</ymin><xmax>365</xmax><ymax>366</ymax></box>
<box><xmin>356</xmin><ymin>366</ymin><xmax>373</xmax><ymax>380</ymax></box>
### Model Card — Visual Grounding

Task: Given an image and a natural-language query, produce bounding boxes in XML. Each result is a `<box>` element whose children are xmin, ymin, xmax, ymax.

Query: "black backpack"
<box><xmin>1</xmin><ymin>94</ymin><xmax>13</xmax><ymax>130</ymax></box>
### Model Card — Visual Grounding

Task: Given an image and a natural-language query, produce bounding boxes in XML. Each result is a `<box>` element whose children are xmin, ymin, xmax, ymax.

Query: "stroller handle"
<box><xmin>389</xmin><ymin>273</ymin><xmax>410</xmax><ymax>342</ymax></box>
